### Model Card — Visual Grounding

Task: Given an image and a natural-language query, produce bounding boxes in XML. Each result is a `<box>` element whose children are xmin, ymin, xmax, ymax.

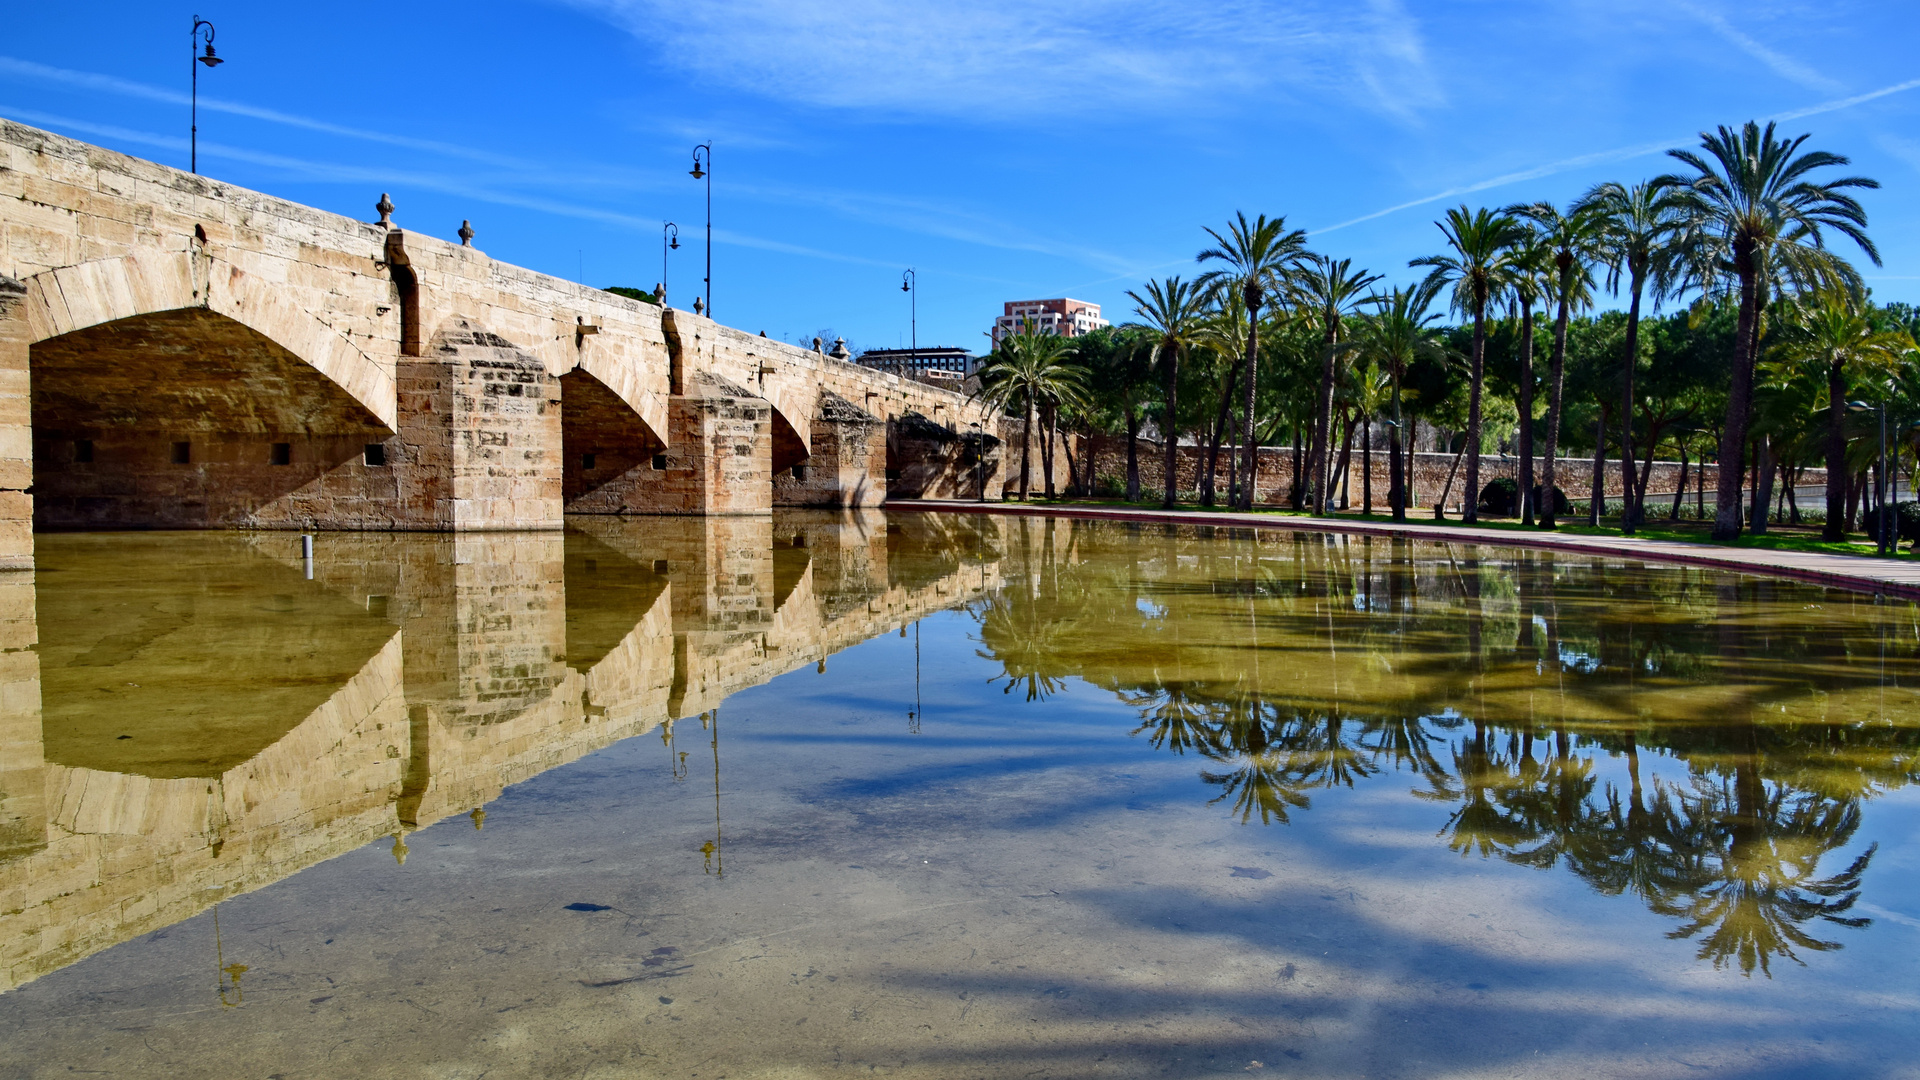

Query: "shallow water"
<box><xmin>2</xmin><ymin>512</ymin><xmax>1917</xmax><ymax>1078</ymax></box>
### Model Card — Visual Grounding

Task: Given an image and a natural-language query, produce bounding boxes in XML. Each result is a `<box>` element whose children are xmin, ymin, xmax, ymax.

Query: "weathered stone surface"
<box><xmin>0</xmin><ymin>118</ymin><xmax>995</xmax><ymax>557</ymax></box>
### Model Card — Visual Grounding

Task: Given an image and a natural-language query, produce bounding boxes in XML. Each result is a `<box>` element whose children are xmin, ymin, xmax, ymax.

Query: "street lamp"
<box><xmin>900</xmin><ymin>269</ymin><xmax>917</xmax><ymax>376</ymax></box>
<box><xmin>190</xmin><ymin>16</ymin><xmax>224</xmax><ymax>175</ymax></box>
<box><xmin>661</xmin><ymin>222</ymin><xmax>678</xmax><ymax>305</ymax></box>
<box><xmin>688</xmin><ymin>143</ymin><xmax>711</xmax><ymax>317</ymax></box>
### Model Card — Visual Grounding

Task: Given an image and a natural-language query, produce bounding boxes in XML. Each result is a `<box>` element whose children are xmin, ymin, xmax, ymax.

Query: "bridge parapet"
<box><xmin>0</xmin><ymin>118</ymin><xmax>999</xmax><ymax>559</ymax></box>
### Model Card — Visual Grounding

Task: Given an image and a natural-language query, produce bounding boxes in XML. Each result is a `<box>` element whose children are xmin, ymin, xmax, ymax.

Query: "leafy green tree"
<box><xmin>1198</xmin><ymin>213</ymin><xmax>1311</xmax><ymax>510</ymax></box>
<box><xmin>1576</xmin><ymin>179</ymin><xmax>1691</xmax><ymax>531</ymax></box>
<box><xmin>1661</xmin><ymin>121</ymin><xmax>1881</xmax><ymax>540</ymax></box>
<box><xmin>1291</xmin><ymin>255</ymin><xmax>1381</xmax><ymax>513</ymax></box>
<box><xmin>971</xmin><ymin>327</ymin><xmax>1089</xmax><ymax>501</ymax></box>
<box><xmin>1125</xmin><ymin>277</ymin><xmax>1213</xmax><ymax>509</ymax></box>
<box><xmin>1354</xmin><ymin>280</ymin><xmax>1449</xmax><ymax>521</ymax></box>
<box><xmin>1770</xmin><ymin>292</ymin><xmax>1915</xmax><ymax>538</ymax></box>
<box><xmin>1413</xmin><ymin>205</ymin><xmax>1528</xmax><ymax>523</ymax></box>
<box><xmin>1511</xmin><ymin>201</ymin><xmax>1605</xmax><ymax>528</ymax></box>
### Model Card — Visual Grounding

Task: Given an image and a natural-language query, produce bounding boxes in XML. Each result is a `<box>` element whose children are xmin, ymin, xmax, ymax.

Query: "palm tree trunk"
<box><xmin>1464</xmin><ymin>299</ymin><xmax>1487</xmax><ymax>523</ymax></box>
<box><xmin>1335</xmin><ymin>412</ymin><xmax>1356</xmax><ymax>509</ymax></box>
<box><xmin>1202</xmin><ymin>359</ymin><xmax>1240</xmax><ymax>508</ymax></box>
<box><xmin>1540</xmin><ymin>287</ymin><xmax>1572</xmax><ymax>529</ymax></box>
<box><xmin>1390</xmin><ymin>367</ymin><xmax>1407</xmax><ymax>522</ymax></box>
<box><xmin>1589</xmin><ymin>408</ymin><xmax>1607</xmax><ymax>526</ymax></box>
<box><xmin>1241</xmin><ymin>301</ymin><xmax>1262</xmax><ymax>511</ymax></box>
<box><xmin>1824</xmin><ymin>358</ymin><xmax>1847</xmax><ymax>540</ymax></box>
<box><xmin>1750</xmin><ymin>434</ymin><xmax>1773</xmax><ymax>535</ymax></box>
<box><xmin>1312</xmin><ymin>328</ymin><xmax>1337</xmax><ymax>514</ymax></box>
<box><xmin>1669</xmin><ymin>441</ymin><xmax>1688</xmax><ymax>522</ymax></box>
<box><xmin>1518</xmin><ymin>298</ymin><xmax>1536</xmax><ymax>525</ymax></box>
<box><xmin>1712</xmin><ymin>253</ymin><xmax>1761</xmax><ymax>541</ymax></box>
<box><xmin>1363</xmin><ymin>417</ymin><xmax>1374</xmax><ymax>515</ymax></box>
<box><xmin>1163</xmin><ymin>353</ymin><xmax>1180</xmax><ymax>509</ymax></box>
<box><xmin>1125</xmin><ymin>405</ymin><xmax>1140</xmax><ymax>502</ymax></box>
<box><xmin>1019</xmin><ymin>395</ymin><xmax>1033</xmax><ymax>501</ymax></box>
<box><xmin>1290</xmin><ymin>424</ymin><xmax>1305</xmax><ymax>509</ymax></box>
<box><xmin>1041</xmin><ymin>402</ymin><xmax>1058</xmax><ymax>499</ymax></box>
<box><xmin>1620</xmin><ymin>272</ymin><xmax>1645</xmax><ymax>533</ymax></box>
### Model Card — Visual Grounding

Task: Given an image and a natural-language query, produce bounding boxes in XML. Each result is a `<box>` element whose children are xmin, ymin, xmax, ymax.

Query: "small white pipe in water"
<box><xmin>302</xmin><ymin>533</ymin><xmax>314</xmax><ymax>579</ymax></box>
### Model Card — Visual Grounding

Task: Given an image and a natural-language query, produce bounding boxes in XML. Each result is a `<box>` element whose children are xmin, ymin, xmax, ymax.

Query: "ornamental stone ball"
<box><xmin>375</xmin><ymin>192</ymin><xmax>394</xmax><ymax>226</ymax></box>
<box><xmin>458</xmin><ymin>220</ymin><xmax>474</xmax><ymax>246</ymax></box>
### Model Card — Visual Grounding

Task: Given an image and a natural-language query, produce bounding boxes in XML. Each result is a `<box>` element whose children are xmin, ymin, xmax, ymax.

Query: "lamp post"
<box><xmin>688</xmin><ymin>143</ymin><xmax>712</xmax><ymax>317</ymax></box>
<box><xmin>661</xmin><ymin>222</ymin><xmax>679</xmax><ymax>305</ymax></box>
<box><xmin>190</xmin><ymin>16</ymin><xmax>224</xmax><ymax>174</ymax></box>
<box><xmin>900</xmin><ymin>269</ymin><xmax>916</xmax><ymax>376</ymax></box>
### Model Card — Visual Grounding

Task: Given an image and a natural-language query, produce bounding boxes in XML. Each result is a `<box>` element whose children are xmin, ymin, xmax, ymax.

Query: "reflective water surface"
<box><xmin>1</xmin><ymin>513</ymin><xmax>1917</xmax><ymax>1078</ymax></box>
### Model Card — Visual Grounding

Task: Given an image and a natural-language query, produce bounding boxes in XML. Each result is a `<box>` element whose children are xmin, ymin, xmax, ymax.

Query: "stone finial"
<box><xmin>469</xmin><ymin>808</ymin><xmax>486</xmax><ymax>831</ymax></box>
<box><xmin>375</xmin><ymin>192</ymin><xmax>394</xmax><ymax>226</ymax></box>
<box><xmin>692</xmin><ymin>296</ymin><xmax>705</xmax><ymax>316</ymax></box>
<box><xmin>830</xmin><ymin>337</ymin><xmax>850</xmax><ymax>359</ymax></box>
<box><xmin>759</xmin><ymin>330</ymin><xmax>767</xmax><ymax>337</ymax></box>
<box><xmin>458</xmin><ymin>219</ymin><xmax>474</xmax><ymax>246</ymax></box>
<box><xmin>812</xmin><ymin>337</ymin><xmax>824</xmax><ymax>353</ymax></box>
<box><xmin>653</xmin><ymin>282</ymin><xmax>666</xmax><ymax>304</ymax></box>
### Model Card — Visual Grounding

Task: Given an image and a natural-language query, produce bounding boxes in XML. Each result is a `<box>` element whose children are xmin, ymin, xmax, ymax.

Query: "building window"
<box><xmin>581</xmin><ymin>452</ymin><xmax>597</xmax><ymax>471</ymax></box>
<box><xmin>171</xmin><ymin>441</ymin><xmax>191</xmax><ymax>465</ymax></box>
<box><xmin>73</xmin><ymin>440</ymin><xmax>92</xmax><ymax>463</ymax></box>
<box><xmin>364</xmin><ymin>443</ymin><xmax>387</xmax><ymax>467</ymax></box>
<box><xmin>271</xmin><ymin>442</ymin><xmax>291</xmax><ymax>466</ymax></box>
<box><xmin>651</xmin><ymin>454</ymin><xmax>669</xmax><ymax>471</ymax></box>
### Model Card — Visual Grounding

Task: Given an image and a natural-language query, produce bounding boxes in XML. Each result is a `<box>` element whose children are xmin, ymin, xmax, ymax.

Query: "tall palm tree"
<box><xmin>1292</xmin><ymin>254</ymin><xmax>1382</xmax><ymax>514</ymax></box>
<box><xmin>1770</xmin><ymin>292</ymin><xmax>1914</xmax><ymax>539</ymax></box>
<box><xmin>1502</xmin><ymin>225</ymin><xmax>1553</xmax><ymax>525</ymax></box>
<box><xmin>971</xmin><ymin>327</ymin><xmax>1089</xmax><ymax>501</ymax></box>
<box><xmin>1660</xmin><ymin>121</ymin><xmax>1881</xmax><ymax>540</ymax></box>
<box><xmin>1511</xmin><ymin>200</ymin><xmax>1603</xmax><ymax>529</ymax></box>
<box><xmin>1125</xmin><ymin>276</ymin><xmax>1212</xmax><ymax>510</ymax></box>
<box><xmin>1575</xmin><ymin>179</ymin><xmax>1690</xmax><ymax>533</ymax></box>
<box><xmin>1355</xmin><ymin>280</ymin><xmax>1449</xmax><ymax>522</ymax></box>
<box><xmin>1198</xmin><ymin>212</ymin><xmax>1311</xmax><ymax>510</ymax></box>
<box><xmin>1412</xmin><ymin>205</ymin><xmax>1526</xmax><ymax>524</ymax></box>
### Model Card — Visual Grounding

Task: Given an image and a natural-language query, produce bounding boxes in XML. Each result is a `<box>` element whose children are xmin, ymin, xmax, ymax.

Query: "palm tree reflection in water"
<box><xmin>968</xmin><ymin>518</ymin><xmax>1911</xmax><ymax>976</ymax></box>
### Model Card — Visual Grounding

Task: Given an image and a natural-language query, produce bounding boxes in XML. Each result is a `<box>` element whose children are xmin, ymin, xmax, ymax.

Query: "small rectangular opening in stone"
<box><xmin>73</xmin><ymin>440</ymin><xmax>92</xmax><ymax>464</ymax></box>
<box><xmin>366</xmin><ymin>595</ymin><xmax>389</xmax><ymax>618</ymax></box>
<box><xmin>271</xmin><ymin>443</ymin><xmax>291</xmax><ymax>466</ymax></box>
<box><xmin>581</xmin><ymin>452</ymin><xmax>596</xmax><ymax>471</ymax></box>
<box><xmin>791</xmin><ymin>465</ymin><xmax>807</xmax><ymax>481</ymax></box>
<box><xmin>653</xmin><ymin>559</ymin><xmax>669</xmax><ymax>574</ymax></box>
<box><xmin>651</xmin><ymin>454</ymin><xmax>668</xmax><ymax>471</ymax></box>
<box><xmin>171</xmin><ymin>441</ymin><xmax>191</xmax><ymax>465</ymax></box>
<box><xmin>364</xmin><ymin>443</ymin><xmax>387</xmax><ymax>467</ymax></box>
<box><xmin>885</xmin><ymin>468</ymin><xmax>902</xmax><ymax>481</ymax></box>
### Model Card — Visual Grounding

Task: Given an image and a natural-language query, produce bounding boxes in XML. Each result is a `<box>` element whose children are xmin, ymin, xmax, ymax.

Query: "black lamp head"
<box><xmin>200</xmin><ymin>44</ymin><xmax>222</xmax><ymax>67</ymax></box>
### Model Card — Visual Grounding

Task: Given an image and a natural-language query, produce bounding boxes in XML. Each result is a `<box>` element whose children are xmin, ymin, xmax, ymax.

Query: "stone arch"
<box><xmin>21</xmin><ymin>251</ymin><xmax>396</xmax><ymax>430</ymax></box>
<box><xmin>559</xmin><ymin>365</ymin><xmax>668</xmax><ymax>510</ymax></box>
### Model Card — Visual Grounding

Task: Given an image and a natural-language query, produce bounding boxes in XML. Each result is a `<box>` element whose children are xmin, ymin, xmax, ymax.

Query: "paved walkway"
<box><xmin>886</xmin><ymin>499</ymin><xmax>1920</xmax><ymax>601</ymax></box>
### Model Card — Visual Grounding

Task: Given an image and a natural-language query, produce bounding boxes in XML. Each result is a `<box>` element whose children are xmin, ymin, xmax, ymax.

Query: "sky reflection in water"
<box><xmin>0</xmin><ymin>512</ymin><xmax>1916</xmax><ymax>1079</ymax></box>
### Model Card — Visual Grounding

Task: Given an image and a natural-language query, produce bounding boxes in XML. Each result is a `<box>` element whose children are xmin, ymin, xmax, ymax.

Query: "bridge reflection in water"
<box><xmin>0</xmin><ymin>511</ymin><xmax>999</xmax><ymax>993</ymax></box>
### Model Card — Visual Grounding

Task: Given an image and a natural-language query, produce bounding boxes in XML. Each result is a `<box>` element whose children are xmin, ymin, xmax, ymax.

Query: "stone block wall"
<box><xmin>772</xmin><ymin>392</ymin><xmax>884</xmax><ymax>508</ymax></box>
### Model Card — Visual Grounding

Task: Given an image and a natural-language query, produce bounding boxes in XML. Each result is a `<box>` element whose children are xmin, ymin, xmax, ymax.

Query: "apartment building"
<box><xmin>990</xmin><ymin>298</ymin><xmax>1108</xmax><ymax>348</ymax></box>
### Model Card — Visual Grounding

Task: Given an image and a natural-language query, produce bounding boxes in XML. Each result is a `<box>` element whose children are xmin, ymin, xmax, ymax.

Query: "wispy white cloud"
<box><xmin>1675</xmin><ymin>2</ymin><xmax>1845</xmax><ymax>94</ymax></box>
<box><xmin>1310</xmin><ymin>74</ymin><xmax>1920</xmax><ymax>236</ymax></box>
<box><xmin>559</xmin><ymin>0</ymin><xmax>1446</xmax><ymax>121</ymax></box>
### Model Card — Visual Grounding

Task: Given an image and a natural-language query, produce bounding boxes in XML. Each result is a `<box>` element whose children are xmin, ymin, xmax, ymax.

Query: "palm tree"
<box><xmin>1292</xmin><ymin>255</ymin><xmax>1382</xmax><ymax>514</ymax></box>
<box><xmin>1511</xmin><ymin>200</ymin><xmax>1603</xmax><ymax>529</ymax></box>
<box><xmin>1125</xmin><ymin>276</ymin><xmax>1212</xmax><ymax>510</ymax></box>
<box><xmin>1660</xmin><ymin>121</ymin><xmax>1882</xmax><ymax>541</ymax></box>
<box><xmin>1198</xmin><ymin>212</ymin><xmax>1311</xmax><ymax>510</ymax></box>
<box><xmin>1351</xmin><ymin>360</ymin><xmax>1393</xmax><ymax>515</ymax></box>
<box><xmin>1575</xmin><ymin>179</ymin><xmax>1691</xmax><ymax>533</ymax></box>
<box><xmin>1412</xmin><ymin>205</ymin><xmax>1527</xmax><ymax>524</ymax></box>
<box><xmin>971</xmin><ymin>327</ymin><xmax>1089</xmax><ymax>501</ymax></box>
<box><xmin>1502</xmin><ymin>225</ymin><xmax>1553</xmax><ymax>524</ymax></box>
<box><xmin>1770</xmin><ymin>292</ymin><xmax>1914</xmax><ymax>539</ymax></box>
<box><xmin>1356</xmin><ymin>280</ymin><xmax>1449</xmax><ymax>522</ymax></box>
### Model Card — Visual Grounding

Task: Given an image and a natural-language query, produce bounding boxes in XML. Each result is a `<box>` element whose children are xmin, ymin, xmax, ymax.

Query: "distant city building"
<box><xmin>991</xmin><ymin>298</ymin><xmax>1108</xmax><ymax>348</ymax></box>
<box><xmin>855</xmin><ymin>346</ymin><xmax>977</xmax><ymax>378</ymax></box>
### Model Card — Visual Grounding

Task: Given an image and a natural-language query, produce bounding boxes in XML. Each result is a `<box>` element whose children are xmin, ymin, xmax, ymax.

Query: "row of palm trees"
<box><xmin>972</xmin><ymin>120</ymin><xmax>1892</xmax><ymax>542</ymax></box>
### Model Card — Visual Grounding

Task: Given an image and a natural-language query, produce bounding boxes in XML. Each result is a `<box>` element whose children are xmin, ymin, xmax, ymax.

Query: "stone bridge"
<box><xmin>0</xmin><ymin>119</ymin><xmax>1003</xmax><ymax>568</ymax></box>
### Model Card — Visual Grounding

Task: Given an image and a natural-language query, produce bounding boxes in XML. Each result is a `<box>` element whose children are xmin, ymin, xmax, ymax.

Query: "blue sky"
<box><xmin>6</xmin><ymin>2</ymin><xmax>1918</xmax><ymax>353</ymax></box>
